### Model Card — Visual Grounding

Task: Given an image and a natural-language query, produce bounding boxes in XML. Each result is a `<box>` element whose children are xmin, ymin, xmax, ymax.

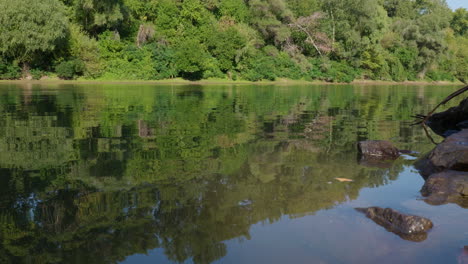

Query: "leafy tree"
<box><xmin>219</xmin><ymin>0</ymin><xmax>250</xmax><ymax>22</ymax></box>
<box><xmin>174</xmin><ymin>39</ymin><xmax>210</xmax><ymax>80</ymax></box>
<box><xmin>287</xmin><ymin>0</ymin><xmax>320</xmax><ymax>17</ymax></box>
<box><xmin>0</xmin><ymin>0</ymin><xmax>68</xmax><ymax>70</ymax></box>
<box><xmin>0</xmin><ymin>58</ymin><xmax>21</xmax><ymax>80</ymax></box>
<box><xmin>56</xmin><ymin>59</ymin><xmax>85</xmax><ymax>79</ymax></box>
<box><xmin>249</xmin><ymin>0</ymin><xmax>294</xmax><ymax>46</ymax></box>
<box><xmin>124</xmin><ymin>0</ymin><xmax>158</xmax><ymax>21</ymax></box>
<box><xmin>149</xmin><ymin>44</ymin><xmax>177</xmax><ymax>79</ymax></box>
<box><xmin>451</xmin><ymin>8</ymin><xmax>468</xmax><ymax>36</ymax></box>
<box><xmin>207</xmin><ymin>27</ymin><xmax>246</xmax><ymax>72</ymax></box>
<box><xmin>73</xmin><ymin>0</ymin><xmax>128</xmax><ymax>35</ymax></box>
<box><xmin>68</xmin><ymin>23</ymin><xmax>102</xmax><ymax>78</ymax></box>
<box><xmin>383</xmin><ymin>0</ymin><xmax>416</xmax><ymax>19</ymax></box>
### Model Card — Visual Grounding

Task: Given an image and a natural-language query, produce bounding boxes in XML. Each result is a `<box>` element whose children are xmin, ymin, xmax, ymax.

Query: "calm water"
<box><xmin>0</xmin><ymin>83</ymin><xmax>466</xmax><ymax>264</ymax></box>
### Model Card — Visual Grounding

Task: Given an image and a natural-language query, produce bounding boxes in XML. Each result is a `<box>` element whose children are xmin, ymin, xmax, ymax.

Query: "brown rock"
<box><xmin>415</xmin><ymin>130</ymin><xmax>468</xmax><ymax>176</ymax></box>
<box><xmin>429</xmin><ymin>129</ymin><xmax>468</xmax><ymax>171</ymax></box>
<box><xmin>358</xmin><ymin>140</ymin><xmax>400</xmax><ymax>159</ymax></box>
<box><xmin>420</xmin><ymin>170</ymin><xmax>468</xmax><ymax>208</ymax></box>
<box><xmin>356</xmin><ymin>207</ymin><xmax>433</xmax><ymax>242</ymax></box>
<box><xmin>414</xmin><ymin>152</ymin><xmax>440</xmax><ymax>178</ymax></box>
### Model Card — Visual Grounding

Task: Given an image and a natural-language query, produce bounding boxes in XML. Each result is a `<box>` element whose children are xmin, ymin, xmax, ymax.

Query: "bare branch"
<box><xmin>289</xmin><ymin>12</ymin><xmax>332</xmax><ymax>57</ymax></box>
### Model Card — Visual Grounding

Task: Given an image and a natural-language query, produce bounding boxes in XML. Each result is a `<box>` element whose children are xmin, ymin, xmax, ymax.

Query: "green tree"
<box><xmin>219</xmin><ymin>0</ymin><xmax>250</xmax><ymax>22</ymax></box>
<box><xmin>73</xmin><ymin>0</ymin><xmax>128</xmax><ymax>35</ymax></box>
<box><xmin>451</xmin><ymin>8</ymin><xmax>468</xmax><ymax>36</ymax></box>
<box><xmin>124</xmin><ymin>0</ymin><xmax>158</xmax><ymax>21</ymax></box>
<box><xmin>321</xmin><ymin>0</ymin><xmax>389</xmax><ymax>61</ymax></box>
<box><xmin>287</xmin><ymin>0</ymin><xmax>320</xmax><ymax>17</ymax></box>
<box><xmin>249</xmin><ymin>0</ymin><xmax>294</xmax><ymax>46</ymax></box>
<box><xmin>0</xmin><ymin>0</ymin><xmax>68</xmax><ymax>70</ymax></box>
<box><xmin>383</xmin><ymin>0</ymin><xmax>416</xmax><ymax>19</ymax></box>
<box><xmin>68</xmin><ymin>23</ymin><xmax>102</xmax><ymax>78</ymax></box>
<box><xmin>174</xmin><ymin>38</ymin><xmax>210</xmax><ymax>80</ymax></box>
<box><xmin>206</xmin><ymin>27</ymin><xmax>246</xmax><ymax>72</ymax></box>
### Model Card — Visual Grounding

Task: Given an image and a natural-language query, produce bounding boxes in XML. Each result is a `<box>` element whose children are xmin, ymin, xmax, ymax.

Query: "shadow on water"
<box><xmin>0</xmin><ymin>83</ymin><xmax>460</xmax><ymax>263</ymax></box>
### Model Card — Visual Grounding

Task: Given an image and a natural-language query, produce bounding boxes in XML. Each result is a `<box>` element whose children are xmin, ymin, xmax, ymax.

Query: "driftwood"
<box><xmin>413</xmin><ymin>85</ymin><xmax>468</xmax><ymax>126</ymax></box>
<box><xmin>412</xmin><ymin>85</ymin><xmax>468</xmax><ymax>144</ymax></box>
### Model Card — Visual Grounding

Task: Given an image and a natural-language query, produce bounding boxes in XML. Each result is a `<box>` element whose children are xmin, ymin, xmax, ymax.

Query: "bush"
<box><xmin>55</xmin><ymin>60</ymin><xmax>85</xmax><ymax>79</ymax></box>
<box><xmin>326</xmin><ymin>61</ymin><xmax>360</xmax><ymax>83</ymax></box>
<box><xmin>240</xmin><ymin>49</ymin><xmax>305</xmax><ymax>81</ymax></box>
<box><xmin>386</xmin><ymin>55</ymin><xmax>406</xmax><ymax>81</ymax></box>
<box><xmin>69</xmin><ymin>24</ymin><xmax>102</xmax><ymax>78</ymax></box>
<box><xmin>100</xmin><ymin>44</ymin><xmax>157</xmax><ymax>80</ymax></box>
<box><xmin>30</xmin><ymin>69</ymin><xmax>45</xmax><ymax>80</ymax></box>
<box><xmin>242</xmin><ymin>55</ymin><xmax>277</xmax><ymax>81</ymax></box>
<box><xmin>426</xmin><ymin>70</ymin><xmax>455</xmax><ymax>81</ymax></box>
<box><xmin>309</xmin><ymin>59</ymin><xmax>360</xmax><ymax>83</ymax></box>
<box><xmin>0</xmin><ymin>59</ymin><xmax>20</xmax><ymax>79</ymax></box>
<box><xmin>148</xmin><ymin>43</ymin><xmax>177</xmax><ymax>79</ymax></box>
<box><xmin>174</xmin><ymin>38</ymin><xmax>210</xmax><ymax>80</ymax></box>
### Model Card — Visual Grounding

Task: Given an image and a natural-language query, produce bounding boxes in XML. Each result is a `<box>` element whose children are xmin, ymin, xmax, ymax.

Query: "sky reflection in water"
<box><xmin>0</xmin><ymin>83</ymin><xmax>466</xmax><ymax>264</ymax></box>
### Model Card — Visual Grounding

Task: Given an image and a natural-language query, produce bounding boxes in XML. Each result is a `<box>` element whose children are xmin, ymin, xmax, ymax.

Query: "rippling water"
<box><xmin>0</xmin><ymin>83</ymin><xmax>466</xmax><ymax>264</ymax></box>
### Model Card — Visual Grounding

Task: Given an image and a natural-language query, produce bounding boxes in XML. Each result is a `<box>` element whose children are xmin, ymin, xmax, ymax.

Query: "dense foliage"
<box><xmin>0</xmin><ymin>0</ymin><xmax>466</xmax><ymax>82</ymax></box>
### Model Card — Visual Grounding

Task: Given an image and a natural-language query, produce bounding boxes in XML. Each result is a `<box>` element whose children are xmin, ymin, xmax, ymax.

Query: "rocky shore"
<box><xmin>416</xmin><ymin>98</ymin><xmax>468</xmax><ymax>208</ymax></box>
<box><xmin>356</xmin><ymin>95</ymin><xmax>468</xmax><ymax>243</ymax></box>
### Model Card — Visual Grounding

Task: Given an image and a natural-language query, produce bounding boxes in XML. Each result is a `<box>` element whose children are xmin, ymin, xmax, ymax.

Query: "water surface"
<box><xmin>0</xmin><ymin>83</ymin><xmax>466</xmax><ymax>264</ymax></box>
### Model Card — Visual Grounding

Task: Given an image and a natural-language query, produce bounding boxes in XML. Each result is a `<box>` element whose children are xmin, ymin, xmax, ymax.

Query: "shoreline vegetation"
<box><xmin>0</xmin><ymin>78</ymin><xmax>464</xmax><ymax>86</ymax></box>
<box><xmin>0</xmin><ymin>0</ymin><xmax>467</xmax><ymax>84</ymax></box>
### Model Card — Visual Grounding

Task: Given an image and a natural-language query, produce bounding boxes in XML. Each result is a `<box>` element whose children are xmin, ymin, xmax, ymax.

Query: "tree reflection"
<box><xmin>0</xmin><ymin>84</ymin><xmax>448</xmax><ymax>263</ymax></box>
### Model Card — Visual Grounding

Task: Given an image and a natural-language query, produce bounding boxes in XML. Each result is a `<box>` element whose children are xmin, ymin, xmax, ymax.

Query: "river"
<box><xmin>0</xmin><ymin>83</ymin><xmax>466</xmax><ymax>264</ymax></box>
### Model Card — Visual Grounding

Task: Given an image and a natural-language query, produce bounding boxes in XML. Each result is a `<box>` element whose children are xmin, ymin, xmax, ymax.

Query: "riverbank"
<box><xmin>0</xmin><ymin>78</ymin><xmax>464</xmax><ymax>86</ymax></box>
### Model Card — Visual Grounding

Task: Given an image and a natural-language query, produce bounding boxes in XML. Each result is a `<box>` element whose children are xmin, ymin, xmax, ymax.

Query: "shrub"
<box><xmin>386</xmin><ymin>55</ymin><xmax>406</xmax><ymax>81</ymax></box>
<box><xmin>69</xmin><ymin>24</ymin><xmax>102</xmax><ymax>78</ymax></box>
<box><xmin>148</xmin><ymin>43</ymin><xmax>177</xmax><ymax>79</ymax></box>
<box><xmin>240</xmin><ymin>49</ymin><xmax>306</xmax><ymax>81</ymax></box>
<box><xmin>30</xmin><ymin>69</ymin><xmax>45</xmax><ymax>80</ymax></box>
<box><xmin>310</xmin><ymin>59</ymin><xmax>360</xmax><ymax>83</ymax></box>
<box><xmin>56</xmin><ymin>60</ymin><xmax>85</xmax><ymax>79</ymax></box>
<box><xmin>0</xmin><ymin>59</ymin><xmax>20</xmax><ymax>79</ymax></box>
<box><xmin>99</xmin><ymin>44</ymin><xmax>156</xmax><ymax>80</ymax></box>
<box><xmin>326</xmin><ymin>61</ymin><xmax>360</xmax><ymax>83</ymax></box>
<box><xmin>426</xmin><ymin>70</ymin><xmax>455</xmax><ymax>81</ymax></box>
<box><xmin>242</xmin><ymin>55</ymin><xmax>277</xmax><ymax>81</ymax></box>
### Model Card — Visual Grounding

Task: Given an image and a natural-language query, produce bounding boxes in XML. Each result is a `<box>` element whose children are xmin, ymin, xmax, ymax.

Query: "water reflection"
<box><xmin>0</xmin><ymin>84</ymin><xmax>454</xmax><ymax>263</ymax></box>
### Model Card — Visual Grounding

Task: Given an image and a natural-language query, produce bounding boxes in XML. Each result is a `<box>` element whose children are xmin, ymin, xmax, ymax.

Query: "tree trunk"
<box><xmin>330</xmin><ymin>10</ymin><xmax>335</xmax><ymax>48</ymax></box>
<box><xmin>417</xmin><ymin>66</ymin><xmax>428</xmax><ymax>80</ymax></box>
<box><xmin>22</xmin><ymin>62</ymin><xmax>32</xmax><ymax>80</ymax></box>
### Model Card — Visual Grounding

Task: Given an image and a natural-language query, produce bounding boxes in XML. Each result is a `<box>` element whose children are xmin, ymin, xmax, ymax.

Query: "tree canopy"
<box><xmin>0</xmin><ymin>0</ymin><xmax>68</xmax><ymax>67</ymax></box>
<box><xmin>0</xmin><ymin>0</ymin><xmax>466</xmax><ymax>82</ymax></box>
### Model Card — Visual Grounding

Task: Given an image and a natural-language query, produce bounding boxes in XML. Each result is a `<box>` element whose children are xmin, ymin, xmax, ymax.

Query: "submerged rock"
<box><xmin>420</xmin><ymin>170</ymin><xmax>468</xmax><ymax>208</ymax></box>
<box><xmin>358</xmin><ymin>140</ymin><xmax>400</xmax><ymax>159</ymax></box>
<box><xmin>356</xmin><ymin>207</ymin><xmax>433</xmax><ymax>242</ymax></box>
<box><xmin>426</xmin><ymin>98</ymin><xmax>468</xmax><ymax>137</ymax></box>
<box><xmin>358</xmin><ymin>156</ymin><xmax>394</xmax><ymax>168</ymax></box>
